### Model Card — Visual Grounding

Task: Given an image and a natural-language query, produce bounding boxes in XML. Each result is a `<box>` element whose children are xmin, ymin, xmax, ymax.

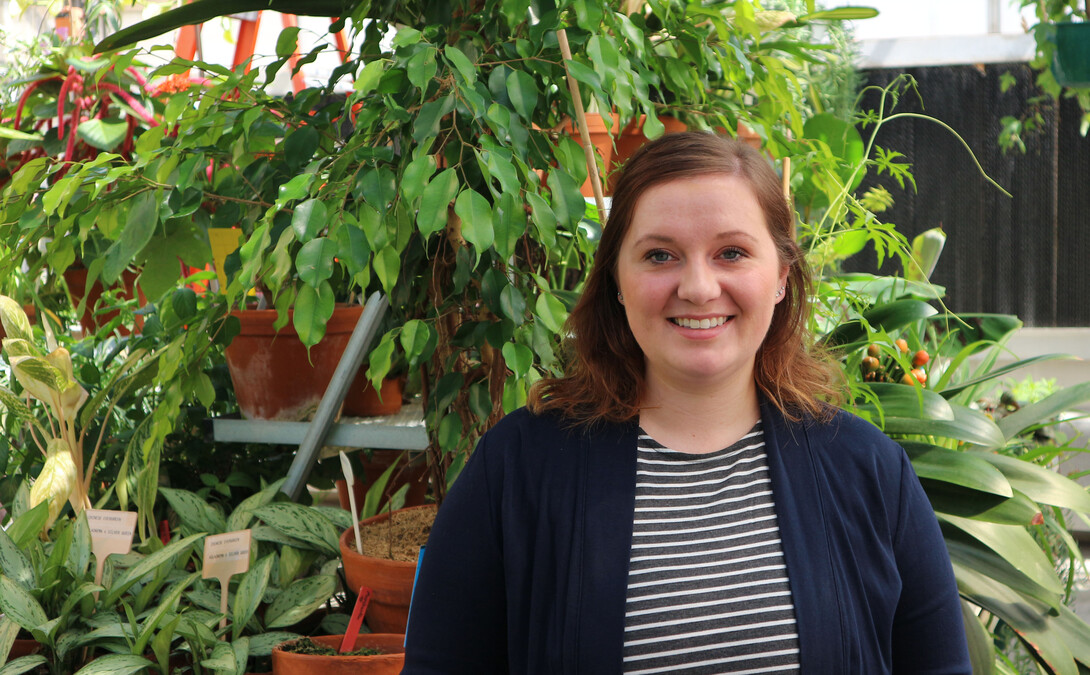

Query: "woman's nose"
<box><xmin>677</xmin><ymin>260</ymin><xmax>721</xmax><ymax>304</ymax></box>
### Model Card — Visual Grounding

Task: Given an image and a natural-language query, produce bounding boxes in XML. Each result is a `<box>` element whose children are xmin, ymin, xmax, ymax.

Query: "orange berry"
<box><xmin>912</xmin><ymin>350</ymin><xmax>930</xmax><ymax>367</ymax></box>
<box><xmin>900</xmin><ymin>373</ymin><xmax>916</xmax><ymax>386</ymax></box>
<box><xmin>895</xmin><ymin>338</ymin><xmax>909</xmax><ymax>353</ymax></box>
<box><xmin>867</xmin><ymin>343</ymin><xmax>881</xmax><ymax>358</ymax></box>
<box><xmin>911</xmin><ymin>368</ymin><xmax>927</xmax><ymax>385</ymax></box>
<box><xmin>862</xmin><ymin>356</ymin><xmax>880</xmax><ymax>373</ymax></box>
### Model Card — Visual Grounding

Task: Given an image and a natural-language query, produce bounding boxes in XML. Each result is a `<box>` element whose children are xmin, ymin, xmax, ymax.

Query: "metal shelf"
<box><xmin>210</xmin><ymin>401</ymin><xmax>428</xmax><ymax>455</ymax></box>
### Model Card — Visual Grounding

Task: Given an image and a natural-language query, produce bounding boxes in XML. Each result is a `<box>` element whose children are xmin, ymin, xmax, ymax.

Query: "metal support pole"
<box><xmin>282</xmin><ymin>292</ymin><xmax>390</xmax><ymax>500</ymax></box>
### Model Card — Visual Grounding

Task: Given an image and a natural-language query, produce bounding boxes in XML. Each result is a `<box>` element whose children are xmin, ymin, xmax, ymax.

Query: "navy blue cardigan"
<box><xmin>402</xmin><ymin>402</ymin><xmax>971</xmax><ymax>674</ymax></box>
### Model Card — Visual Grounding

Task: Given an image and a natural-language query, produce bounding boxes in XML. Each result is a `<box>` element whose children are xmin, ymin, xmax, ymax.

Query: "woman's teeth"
<box><xmin>672</xmin><ymin>316</ymin><xmax>728</xmax><ymax>329</ymax></box>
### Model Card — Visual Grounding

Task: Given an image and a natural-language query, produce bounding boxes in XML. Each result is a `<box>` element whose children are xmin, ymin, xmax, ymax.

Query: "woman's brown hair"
<box><xmin>529</xmin><ymin>131</ymin><xmax>840</xmax><ymax>425</ymax></box>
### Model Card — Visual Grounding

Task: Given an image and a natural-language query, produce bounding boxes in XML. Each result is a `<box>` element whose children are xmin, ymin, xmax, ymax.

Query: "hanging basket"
<box><xmin>1052</xmin><ymin>23</ymin><xmax>1090</xmax><ymax>88</ymax></box>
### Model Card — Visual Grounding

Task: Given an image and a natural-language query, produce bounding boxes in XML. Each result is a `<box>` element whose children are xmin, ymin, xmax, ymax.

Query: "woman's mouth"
<box><xmin>670</xmin><ymin>316</ymin><xmax>729</xmax><ymax>329</ymax></box>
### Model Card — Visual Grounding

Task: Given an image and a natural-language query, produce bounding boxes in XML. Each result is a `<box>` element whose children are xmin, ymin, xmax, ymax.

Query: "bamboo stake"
<box><xmin>556</xmin><ymin>28</ymin><xmax>608</xmax><ymax>222</ymax></box>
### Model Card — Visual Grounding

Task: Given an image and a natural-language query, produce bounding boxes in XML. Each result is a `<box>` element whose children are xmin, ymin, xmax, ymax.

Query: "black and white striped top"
<box><xmin>623</xmin><ymin>423</ymin><xmax>801</xmax><ymax>674</ymax></box>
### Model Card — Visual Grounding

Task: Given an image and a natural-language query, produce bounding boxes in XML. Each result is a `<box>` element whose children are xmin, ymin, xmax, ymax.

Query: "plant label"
<box><xmin>339</xmin><ymin>586</ymin><xmax>373</xmax><ymax>653</ymax></box>
<box><xmin>86</xmin><ymin>509</ymin><xmax>137</xmax><ymax>585</ymax></box>
<box><xmin>203</xmin><ymin>530</ymin><xmax>252</xmax><ymax>630</ymax></box>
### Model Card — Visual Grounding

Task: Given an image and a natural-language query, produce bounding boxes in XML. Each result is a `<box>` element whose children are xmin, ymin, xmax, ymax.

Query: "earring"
<box><xmin>776</xmin><ymin>286</ymin><xmax>785</xmax><ymax>298</ymax></box>
<box><xmin>617</xmin><ymin>291</ymin><xmax>624</xmax><ymax>304</ymax></box>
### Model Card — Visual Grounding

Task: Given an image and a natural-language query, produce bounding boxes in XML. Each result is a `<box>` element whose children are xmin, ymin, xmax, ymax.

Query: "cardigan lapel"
<box><xmin>571</xmin><ymin>420</ymin><xmax>639</xmax><ymax>674</ymax></box>
<box><xmin>761</xmin><ymin>402</ymin><xmax>845</xmax><ymax>673</ymax></box>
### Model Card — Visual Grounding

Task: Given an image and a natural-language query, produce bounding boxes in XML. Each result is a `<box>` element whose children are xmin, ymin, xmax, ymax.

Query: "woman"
<box><xmin>402</xmin><ymin>132</ymin><xmax>970</xmax><ymax>674</ymax></box>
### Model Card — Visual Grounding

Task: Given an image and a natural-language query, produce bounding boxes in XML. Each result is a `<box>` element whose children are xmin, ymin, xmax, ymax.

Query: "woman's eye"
<box><xmin>720</xmin><ymin>248</ymin><xmax>743</xmax><ymax>261</ymax></box>
<box><xmin>647</xmin><ymin>250</ymin><xmax>672</xmax><ymax>263</ymax></box>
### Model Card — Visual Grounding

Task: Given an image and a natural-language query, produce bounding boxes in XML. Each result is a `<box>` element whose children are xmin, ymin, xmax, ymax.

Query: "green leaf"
<box><xmin>248</xmin><ymin>631</ymin><xmax>300</xmax><ymax>656</ymax></box>
<box><xmin>417</xmin><ymin>168</ymin><xmax>459</xmax><ymax>236</ymax></box>
<box><xmin>160</xmin><ymin>487</ymin><xmax>226</xmax><ymax>534</ymax></box>
<box><xmin>284</xmin><ymin>125</ymin><xmax>318</xmax><ymax>171</ymax></box>
<box><xmin>264</xmin><ymin>574</ymin><xmax>336</xmax><ymax>629</ymax></box>
<box><xmin>443</xmin><ymin>45</ymin><xmax>476</xmax><ymax>85</ymax></box>
<box><xmin>411</xmin><ymin>94</ymin><xmax>455</xmax><ymax>145</ymax></box>
<box><xmin>506</xmin><ymin>70</ymin><xmax>539</xmax><ymax>122</ymax></box>
<box><xmin>400</xmin><ymin>154</ymin><xmax>436</xmax><ymax>205</ymax></box>
<box><xmin>974</xmin><ymin>451</ymin><xmax>1090</xmax><ymax>513</ymax></box>
<box><xmin>104</xmin><ymin>533</ymin><xmax>205</xmax><ymax>606</ymax></box>
<box><xmin>372</xmin><ymin>246</ymin><xmax>401</xmax><ymax>296</ymax></box>
<box><xmin>960</xmin><ymin>600</ymin><xmax>995</xmax><ymax>675</ymax></box>
<box><xmin>77</xmin><ymin>119</ymin><xmax>129</xmax><ymax>151</ymax></box>
<box><xmin>275</xmin><ymin>25</ymin><xmax>300</xmax><ymax>58</ymax></box>
<box><xmin>73</xmin><ymin>654</ymin><xmax>156</xmax><ymax>675</ymax></box>
<box><xmin>5</xmin><ymin>501</ymin><xmax>48</xmax><ymax>551</ymax></box>
<box><xmin>0</xmin><ymin>529</ymin><xmax>34</xmax><ymax>592</ymax></box>
<box><xmin>232</xmin><ymin>554</ymin><xmax>273</xmax><ymax>641</ymax></box>
<box><xmin>103</xmin><ymin>190</ymin><xmax>159</xmax><ymax>284</ymax></box>
<box><xmin>822</xmin><ymin>299</ymin><xmax>938</xmax><ymax>348</ymax></box>
<box><xmin>940</xmin><ymin>514</ymin><xmax>1063</xmax><ymax>598</ymax></box>
<box><xmin>296</xmin><ymin>237</ymin><xmax>338</xmax><ymax>287</ymax></box>
<box><xmin>997</xmin><ymin>381</ymin><xmax>1090</xmax><ymax>440</ymax></box>
<box><xmin>499</xmin><ymin>285</ymin><xmax>526</xmax><ymax>325</ymax></box>
<box><xmin>535</xmin><ymin>292</ymin><xmax>568</xmax><ymax>334</ymax></box>
<box><xmin>399</xmin><ymin>320</ymin><xmax>434</xmax><ymax>366</ymax></box>
<box><xmin>291</xmin><ymin>199</ymin><xmax>327</xmax><ymax>241</ymax></box>
<box><xmin>454</xmin><ymin>189</ymin><xmax>494</xmax><ymax>259</ymax></box>
<box><xmin>226</xmin><ymin>479</ymin><xmax>286</xmax><ymax>532</ymax></box>
<box><xmin>0</xmin><ymin>386</ymin><xmax>34</xmax><ymax>425</ymax></box>
<box><xmin>361</xmin><ymin>458</ymin><xmax>398</xmax><ymax>520</ymax></box>
<box><xmin>799</xmin><ymin>7</ymin><xmax>879</xmax><ymax>21</ymax></box>
<box><xmin>0</xmin><ymin>576</ymin><xmax>47</xmax><ymax>633</ymax></box>
<box><xmin>293</xmin><ymin>281</ymin><xmax>335</xmax><ymax>348</ymax></box>
<box><xmin>947</xmin><ymin>538</ymin><xmax>1060</xmax><ymax>608</ymax></box>
<box><xmin>254</xmin><ymin>504</ymin><xmax>339</xmax><ymax>556</ymax></box>
<box><xmin>881</xmin><ymin>403</ymin><xmax>1005</xmax><ymax>448</ymax></box>
<box><xmin>953</xmin><ymin>562</ymin><xmax>1078</xmax><ymax>675</ymax></box>
<box><xmin>0</xmin><ymin>655</ymin><xmax>47</xmax><ymax>675</ymax></box>
<box><xmin>859</xmin><ymin>383</ymin><xmax>954</xmax><ymax>421</ymax></box>
<box><xmin>502</xmin><ymin>342</ymin><xmax>532</xmax><ymax>377</ymax></box>
<box><xmin>903</xmin><ymin>442</ymin><xmax>1012</xmax><ymax>497</ymax></box>
<box><xmin>407</xmin><ymin>46</ymin><xmax>437</xmax><ymax>93</ymax></box>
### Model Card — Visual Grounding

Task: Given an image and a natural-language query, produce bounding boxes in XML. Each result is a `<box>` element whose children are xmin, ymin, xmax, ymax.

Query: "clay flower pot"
<box><xmin>339</xmin><ymin>504</ymin><xmax>436</xmax><ymax>633</ymax></box>
<box><xmin>342</xmin><ymin>375</ymin><xmax>404</xmax><ymax>417</ymax></box>
<box><xmin>272</xmin><ymin>634</ymin><xmax>404</xmax><ymax>675</ymax></box>
<box><xmin>64</xmin><ymin>267</ymin><xmax>146</xmax><ymax>336</ymax></box>
<box><xmin>224</xmin><ymin>304</ymin><xmax>363</xmax><ymax>420</ymax></box>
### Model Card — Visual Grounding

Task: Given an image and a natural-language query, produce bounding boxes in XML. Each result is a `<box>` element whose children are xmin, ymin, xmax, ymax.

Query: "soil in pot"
<box><xmin>340</xmin><ymin>504</ymin><xmax>437</xmax><ymax>633</ymax></box>
<box><xmin>272</xmin><ymin>634</ymin><xmax>404</xmax><ymax>675</ymax></box>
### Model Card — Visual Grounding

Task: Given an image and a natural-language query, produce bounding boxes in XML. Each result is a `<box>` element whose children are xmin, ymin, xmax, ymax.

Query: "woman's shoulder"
<box><xmin>785</xmin><ymin>405</ymin><xmax>908</xmax><ymax>468</ymax></box>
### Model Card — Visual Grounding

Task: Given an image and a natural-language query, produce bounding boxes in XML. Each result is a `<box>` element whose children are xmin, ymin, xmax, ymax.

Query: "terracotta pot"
<box><xmin>272</xmin><ymin>634</ymin><xmax>404</xmax><ymax>675</ymax></box>
<box><xmin>343</xmin><ymin>375</ymin><xmax>403</xmax><ymax>417</ymax></box>
<box><xmin>64</xmin><ymin>267</ymin><xmax>146</xmax><ymax>336</ymax></box>
<box><xmin>339</xmin><ymin>504</ymin><xmax>435</xmax><ymax>633</ymax></box>
<box><xmin>609</xmin><ymin>115</ymin><xmax>688</xmax><ymax>192</ymax></box>
<box><xmin>335</xmin><ymin>451</ymin><xmax>428</xmax><ymax>514</ymax></box>
<box><xmin>224</xmin><ymin>304</ymin><xmax>363</xmax><ymax>420</ymax></box>
<box><xmin>736</xmin><ymin>122</ymin><xmax>763</xmax><ymax>151</ymax></box>
<box><xmin>10</xmin><ymin>637</ymin><xmax>40</xmax><ymax>658</ymax></box>
<box><xmin>564</xmin><ymin>112</ymin><xmax>619</xmax><ymax>198</ymax></box>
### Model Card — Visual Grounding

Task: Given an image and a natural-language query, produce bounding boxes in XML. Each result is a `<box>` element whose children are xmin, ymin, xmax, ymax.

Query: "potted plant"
<box><xmin>272</xmin><ymin>634</ymin><xmax>405</xmax><ymax>675</ymax></box>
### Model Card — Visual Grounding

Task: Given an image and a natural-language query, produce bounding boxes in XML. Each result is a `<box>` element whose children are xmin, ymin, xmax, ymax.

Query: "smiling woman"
<box><xmin>401</xmin><ymin>133</ymin><xmax>972</xmax><ymax>674</ymax></box>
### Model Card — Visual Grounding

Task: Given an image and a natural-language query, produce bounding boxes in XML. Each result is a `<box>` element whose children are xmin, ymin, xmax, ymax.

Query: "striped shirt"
<box><xmin>623</xmin><ymin>424</ymin><xmax>801</xmax><ymax>674</ymax></box>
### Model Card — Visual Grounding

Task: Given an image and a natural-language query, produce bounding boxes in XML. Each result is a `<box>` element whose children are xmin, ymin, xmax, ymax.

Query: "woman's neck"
<box><xmin>638</xmin><ymin>374</ymin><xmax>761</xmax><ymax>454</ymax></box>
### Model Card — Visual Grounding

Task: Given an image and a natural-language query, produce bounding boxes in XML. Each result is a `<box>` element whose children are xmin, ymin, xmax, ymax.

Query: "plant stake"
<box><xmin>556</xmin><ymin>28</ymin><xmax>608</xmax><ymax>221</ymax></box>
<box><xmin>202</xmin><ymin>530</ymin><xmax>252</xmax><ymax>631</ymax></box>
<box><xmin>340</xmin><ymin>451</ymin><xmax>363</xmax><ymax>554</ymax></box>
<box><xmin>338</xmin><ymin>586</ymin><xmax>373</xmax><ymax>653</ymax></box>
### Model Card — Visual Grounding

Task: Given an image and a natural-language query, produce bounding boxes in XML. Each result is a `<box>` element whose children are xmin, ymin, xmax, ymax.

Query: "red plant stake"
<box><xmin>339</xmin><ymin>586</ymin><xmax>373</xmax><ymax>653</ymax></box>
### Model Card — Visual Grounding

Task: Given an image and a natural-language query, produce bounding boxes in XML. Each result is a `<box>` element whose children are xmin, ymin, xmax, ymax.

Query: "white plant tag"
<box><xmin>202</xmin><ymin>530</ymin><xmax>252</xmax><ymax>630</ymax></box>
<box><xmin>86</xmin><ymin>509</ymin><xmax>137</xmax><ymax>586</ymax></box>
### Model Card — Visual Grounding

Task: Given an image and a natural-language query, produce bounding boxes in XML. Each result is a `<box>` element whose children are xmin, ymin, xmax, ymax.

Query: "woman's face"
<box><xmin>615</xmin><ymin>173</ymin><xmax>788</xmax><ymax>394</ymax></box>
